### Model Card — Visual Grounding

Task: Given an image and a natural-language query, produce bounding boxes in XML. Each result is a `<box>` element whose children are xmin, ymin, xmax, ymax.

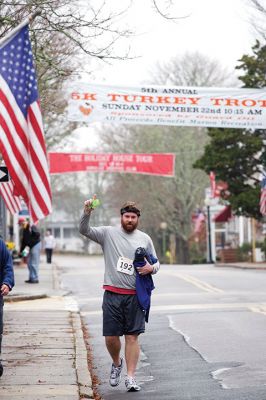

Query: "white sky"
<box><xmin>72</xmin><ymin>0</ymin><xmax>259</xmax><ymax>147</ymax></box>
<box><xmin>87</xmin><ymin>0</ymin><xmax>257</xmax><ymax>85</ymax></box>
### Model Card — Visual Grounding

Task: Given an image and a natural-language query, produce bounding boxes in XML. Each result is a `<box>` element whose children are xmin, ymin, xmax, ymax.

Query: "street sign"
<box><xmin>0</xmin><ymin>166</ymin><xmax>9</xmax><ymax>182</ymax></box>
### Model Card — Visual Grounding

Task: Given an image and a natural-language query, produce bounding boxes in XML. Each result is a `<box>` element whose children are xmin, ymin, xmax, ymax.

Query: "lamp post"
<box><xmin>204</xmin><ymin>198</ymin><xmax>214</xmax><ymax>264</ymax></box>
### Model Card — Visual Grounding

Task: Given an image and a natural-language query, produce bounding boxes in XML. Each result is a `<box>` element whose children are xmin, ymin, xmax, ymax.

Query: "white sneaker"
<box><xmin>125</xmin><ymin>376</ymin><xmax>141</xmax><ymax>392</ymax></box>
<box><xmin>109</xmin><ymin>358</ymin><xmax>123</xmax><ymax>387</ymax></box>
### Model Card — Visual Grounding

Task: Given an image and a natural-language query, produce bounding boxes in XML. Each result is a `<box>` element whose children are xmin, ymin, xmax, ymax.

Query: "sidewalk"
<box><xmin>0</xmin><ymin>258</ymin><xmax>94</xmax><ymax>400</ymax></box>
<box><xmin>215</xmin><ymin>262</ymin><xmax>266</xmax><ymax>270</ymax></box>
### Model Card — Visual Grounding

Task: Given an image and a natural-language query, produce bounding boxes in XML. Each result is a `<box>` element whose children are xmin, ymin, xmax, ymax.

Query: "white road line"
<box><xmin>152</xmin><ymin>302</ymin><xmax>260</xmax><ymax>312</ymax></box>
<box><xmin>249</xmin><ymin>305</ymin><xmax>266</xmax><ymax>315</ymax></box>
<box><xmin>81</xmin><ymin>302</ymin><xmax>266</xmax><ymax>316</ymax></box>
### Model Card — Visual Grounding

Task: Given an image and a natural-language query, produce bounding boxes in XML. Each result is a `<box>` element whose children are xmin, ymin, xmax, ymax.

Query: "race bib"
<box><xmin>117</xmin><ymin>256</ymin><xmax>134</xmax><ymax>275</ymax></box>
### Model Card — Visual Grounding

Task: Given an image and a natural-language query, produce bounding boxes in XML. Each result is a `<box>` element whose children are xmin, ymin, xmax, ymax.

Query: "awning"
<box><xmin>213</xmin><ymin>205</ymin><xmax>232</xmax><ymax>223</ymax></box>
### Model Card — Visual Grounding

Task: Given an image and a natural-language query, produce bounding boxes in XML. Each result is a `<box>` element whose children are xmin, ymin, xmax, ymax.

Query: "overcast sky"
<box><xmin>87</xmin><ymin>0</ymin><xmax>257</xmax><ymax>85</ymax></box>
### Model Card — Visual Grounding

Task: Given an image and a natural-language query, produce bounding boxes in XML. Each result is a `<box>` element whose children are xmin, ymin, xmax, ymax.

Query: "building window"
<box><xmin>54</xmin><ymin>228</ymin><xmax>61</xmax><ymax>238</ymax></box>
<box><xmin>63</xmin><ymin>227</ymin><xmax>78</xmax><ymax>238</ymax></box>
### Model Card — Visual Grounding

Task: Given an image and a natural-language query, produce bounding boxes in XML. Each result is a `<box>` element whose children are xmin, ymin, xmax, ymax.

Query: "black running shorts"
<box><xmin>102</xmin><ymin>290</ymin><xmax>145</xmax><ymax>336</ymax></box>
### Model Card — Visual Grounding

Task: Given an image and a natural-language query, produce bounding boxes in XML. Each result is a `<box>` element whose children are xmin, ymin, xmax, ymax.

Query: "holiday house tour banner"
<box><xmin>49</xmin><ymin>152</ymin><xmax>175</xmax><ymax>177</ymax></box>
<box><xmin>67</xmin><ymin>83</ymin><xmax>266</xmax><ymax>129</ymax></box>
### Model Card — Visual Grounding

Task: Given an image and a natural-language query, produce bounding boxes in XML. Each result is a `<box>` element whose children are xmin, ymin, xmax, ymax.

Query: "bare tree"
<box><xmin>247</xmin><ymin>0</ymin><xmax>266</xmax><ymax>41</ymax></box>
<box><xmin>0</xmin><ymin>1</ymin><xmax>134</xmax><ymax>60</ymax></box>
<box><xmin>151</xmin><ymin>0</ymin><xmax>189</xmax><ymax>20</ymax></box>
<box><xmin>0</xmin><ymin>1</ymin><xmax>136</xmax><ymax>148</ymax></box>
<box><xmin>150</xmin><ymin>52</ymin><xmax>234</xmax><ymax>87</ymax></box>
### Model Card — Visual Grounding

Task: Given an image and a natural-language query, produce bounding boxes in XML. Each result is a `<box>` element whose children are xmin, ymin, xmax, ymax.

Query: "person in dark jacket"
<box><xmin>19</xmin><ymin>218</ymin><xmax>41</xmax><ymax>283</ymax></box>
<box><xmin>0</xmin><ymin>238</ymin><xmax>15</xmax><ymax>377</ymax></box>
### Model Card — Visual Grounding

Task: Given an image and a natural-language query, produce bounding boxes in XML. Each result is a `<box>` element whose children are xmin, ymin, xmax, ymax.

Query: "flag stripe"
<box><xmin>260</xmin><ymin>177</ymin><xmax>266</xmax><ymax>216</ymax></box>
<box><xmin>260</xmin><ymin>190</ymin><xmax>266</xmax><ymax>215</ymax></box>
<box><xmin>1</xmin><ymin>185</ymin><xmax>16</xmax><ymax>213</ymax></box>
<box><xmin>0</xmin><ymin>85</ymin><xmax>30</xmax><ymax>152</ymax></box>
<box><xmin>29</xmin><ymin>102</ymin><xmax>47</xmax><ymax>154</ymax></box>
<box><xmin>0</xmin><ymin>181</ymin><xmax>21</xmax><ymax>215</ymax></box>
<box><xmin>28</xmin><ymin>105</ymin><xmax>52</xmax><ymax>197</ymax></box>
<box><xmin>0</xmin><ymin>82</ymin><xmax>32</xmax><ymax>177</ymax></box>
<box><xmin>0</xmin><ymin>113</ymin><xmax>31</xmax><ymax>188</ymax></box>
<box><xmin>5</xmin><ymin>184</ymin><xmax>20</xmax><ymax>213</ymax></box>
<box><xmin>0</xmin><ymin>124</ymin><xmax>30</xmax><ymax>202</ymax></box>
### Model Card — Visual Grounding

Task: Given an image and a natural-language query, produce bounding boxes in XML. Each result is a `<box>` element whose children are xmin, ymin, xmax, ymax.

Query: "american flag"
<box><xmin>0</xmin><ymin>179</ymin><xmax>21</xmax><ymax>215</ymax></box>
<box><xmin>193</xmin><ymin>212</ymin><xmax>205</xmax><ymax>234</ymax></box>
<box><xmin>0</xmin><ymin>24</ymin><xmax>52</xmax><ymax>222</ymax></box>
<box><xmin>260</xmin><ymin>177</ymin><xmax>266</xmax><ymax>216</ymax></box>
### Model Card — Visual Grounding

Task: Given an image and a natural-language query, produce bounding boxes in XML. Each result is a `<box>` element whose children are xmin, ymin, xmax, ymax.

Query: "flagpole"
<box><xmin>0</xmin><ymin>10</ymin><xmax>41</xmax><ymax>48</ymax></box>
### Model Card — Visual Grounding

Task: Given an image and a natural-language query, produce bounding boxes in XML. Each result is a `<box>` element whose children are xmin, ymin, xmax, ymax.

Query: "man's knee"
<box><xmin>125</xmin><ymin>334</ymin><xmax>138</xmax><ymax>345</ymax></box>
<box><xmin>105</xmin><ymin>336</ymin><xmax>120</xmax><ymax>346</ymax></box>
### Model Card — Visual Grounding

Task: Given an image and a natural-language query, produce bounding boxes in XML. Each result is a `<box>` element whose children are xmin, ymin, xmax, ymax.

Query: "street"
<box><xmin>55</xmin><ymin>254</ymin><xmax>266</xmax><ymax>400</ymax></box>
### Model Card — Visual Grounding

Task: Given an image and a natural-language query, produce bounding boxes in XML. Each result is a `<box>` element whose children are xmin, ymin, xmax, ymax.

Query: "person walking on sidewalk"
<box><xmin>79</xmin><ymin>197</ymin><xmax>160</xmax><ymax>392</ymax></box>
<box><xmin>19</xmin><ymin>218</ymin><xmax>41</xmax><ymax>283</ymax></box>
<box><xmin>43</xmin><ymin>229</ymin><xmax>56</xmax><ymax>264</ymax></box>
<box><xmin>0</xmin><ymin>238</ymin><xmax>15</xmax><ymax>377</ymax></box>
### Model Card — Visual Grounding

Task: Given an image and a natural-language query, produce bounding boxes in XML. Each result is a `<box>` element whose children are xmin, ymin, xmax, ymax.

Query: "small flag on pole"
<box><xmin>209</xmin><ymin>171</ymin><xmax>216</xmax><ymax>198</ymax></box>
<box><xmin>193</xmin><ymin>212</ymin><xmax>205</xmax><ymax>234</ymax></box>
<box><xmin>260</xmin><ymin>177</ymin><xmax>266</xmax><ymax>216</ymax></box>
<box><xmin>0</xmin><ymin>23</ymin><xmax>52</xmax><ymax>222</ymax></box>
<box><xmin>0</xmin><ymin>180</ymin><xmax>21</xmax><ymax>215</ymax></box>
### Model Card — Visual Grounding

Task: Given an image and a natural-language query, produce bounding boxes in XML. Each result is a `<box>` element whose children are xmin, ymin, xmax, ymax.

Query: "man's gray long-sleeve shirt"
<box><xmin>79</xmin><ymin>213</ymin><xmax>160</xmax><ymax>290</ymax></box>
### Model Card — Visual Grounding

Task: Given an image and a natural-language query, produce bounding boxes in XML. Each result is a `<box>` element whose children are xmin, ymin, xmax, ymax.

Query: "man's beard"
<box><xmin>121</xmin><ymin>219</ymin><xmax>138</xmax><ymax>233</ymax></box>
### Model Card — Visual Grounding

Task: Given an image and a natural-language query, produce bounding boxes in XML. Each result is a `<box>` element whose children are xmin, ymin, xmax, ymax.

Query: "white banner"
<box><xmin>68</xmin><ymin>83</ymin><xmax>266</xmax><ymax>129</ymax></box>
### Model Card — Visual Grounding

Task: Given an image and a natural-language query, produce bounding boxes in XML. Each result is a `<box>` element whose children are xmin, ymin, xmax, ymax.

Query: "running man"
<box><xmin>79</xmin><ymin>197</ymin><xmax>160</xmax><ymax>392</ymax></box>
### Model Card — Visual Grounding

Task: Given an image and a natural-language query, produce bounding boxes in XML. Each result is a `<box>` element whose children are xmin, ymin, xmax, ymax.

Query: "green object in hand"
<box><xmin>90</xmin><ymin>199</ymin><xmax>100</xmax><ymax>209</ymax></box>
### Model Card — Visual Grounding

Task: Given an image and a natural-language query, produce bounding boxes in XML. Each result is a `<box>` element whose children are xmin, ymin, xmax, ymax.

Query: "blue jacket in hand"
<box><xmin>0</xmin><ymin>239</ymin><xmax>15</xmax><ymax>294</ymax></box>
<box><xmin>133</xmin><ymin>247</ymin><xmax>157</xmax><ymax>323</ymax></box>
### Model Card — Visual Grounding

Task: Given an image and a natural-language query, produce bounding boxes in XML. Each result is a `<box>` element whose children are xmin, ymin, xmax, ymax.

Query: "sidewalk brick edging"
<box><xmin>71</xmin><ymin>312</ymin><xmax>94</xmax><ymax>399</ymax></box>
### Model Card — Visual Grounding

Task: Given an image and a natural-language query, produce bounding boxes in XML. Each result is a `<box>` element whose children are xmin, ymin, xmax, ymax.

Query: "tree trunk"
<box><xmin>169</xmin><ymin>233</ymin><xmax>176</xmax><ymax>263</ymax></box>
<box><xmin>176</xmin><ymin>235</ymin><xmax>190</xmax><ymax>264</ymax></box>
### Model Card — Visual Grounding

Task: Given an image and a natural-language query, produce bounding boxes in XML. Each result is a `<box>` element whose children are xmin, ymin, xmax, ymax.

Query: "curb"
<box><xmin>71</xmin><ymin>312</ymin><xmax>94</xmax><ymax>399</ymax></box>
<box><xmin>215</xmin><ymin>263</ymin><xmax>266</xmax><ymax>270</ymax></box>
<box><xmin>5</xmin><ymin>293</ymin><xmax>48</xmax><ymax>302</ymax></box>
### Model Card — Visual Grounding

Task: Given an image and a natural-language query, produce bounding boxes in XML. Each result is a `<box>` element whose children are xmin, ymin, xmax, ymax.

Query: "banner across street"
<box><xmin>49</xmin><ymin>152</ymin><xmax>175</xmax><ymax>177</ymax></box>
<box><xmin>68</xmin><ymin>83</ymin><xmax>266</xmax><ymax>129</ymax></box>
